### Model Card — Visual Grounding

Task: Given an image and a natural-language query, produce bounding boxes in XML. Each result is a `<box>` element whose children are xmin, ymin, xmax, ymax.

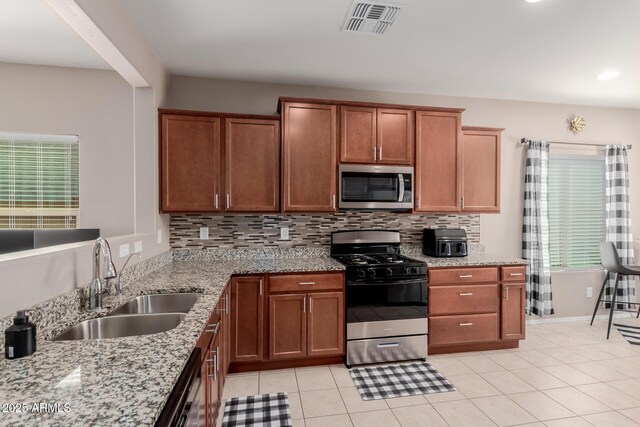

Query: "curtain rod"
<box><xmin>520</xmin><ymin>138</ymin><xmax>631</xmax><ymax>150</ymax></box>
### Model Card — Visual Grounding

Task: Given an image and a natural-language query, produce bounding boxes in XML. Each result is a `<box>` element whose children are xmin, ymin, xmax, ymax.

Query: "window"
<box><xmin>548</xmin><ymin>154</ymin><xmax>605</xmax><ymax>268</ymax></box>
<box><xmin>0</xmin><ymin>133</ymin><xmax>79</xmax><ymax>229</ymax></box>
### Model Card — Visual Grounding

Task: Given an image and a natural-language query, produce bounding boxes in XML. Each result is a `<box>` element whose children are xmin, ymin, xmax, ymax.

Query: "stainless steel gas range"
<box><xmin>331</xmin><ymin>230</ymin><xmax>428</xmax><ymax>367</ymax></box>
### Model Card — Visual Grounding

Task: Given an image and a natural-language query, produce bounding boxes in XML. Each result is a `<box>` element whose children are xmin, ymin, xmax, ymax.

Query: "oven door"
<box><xmin>346</xmin><ymin>277</ymin><xmax>427</xmax><ymax>339</ymax></box>
<box><xmin>339</xmin><ymin>165</ymin><xmax>413</xmax><ymax>210</ymax></box>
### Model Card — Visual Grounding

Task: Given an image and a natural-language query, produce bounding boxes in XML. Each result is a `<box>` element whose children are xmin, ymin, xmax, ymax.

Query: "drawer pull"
<box><xmin>205</xmin><ymin>323</ymin><xmax>219</xmax><ymax>333</ymax></box>
<box><xmin>459</xmin><ymin>292</ymin><xmax>474</xmax><ymax>296</ymax></box>
<box><xmin>459</xmin><ymin>322</ymin><xmax>474</xmax><ymax>327</ymax></box>
<box><xmin>377</xmin><ymin>342</ymin><xmax>400</xmax><ymax>348</ymax></box>
<box><xmin>509</xmin><ymin>273</ymin><xmax>524</xmax><ymax>276</ymax></box>
<box><xmin>459</xmin><ymin>274</ymin><xmax>473</xmax><ymax>278</ymax></box>
<box><xmin>299</xmin><ymin>281</ymin><xmax>316</xmax><ymax>285</ymax></box>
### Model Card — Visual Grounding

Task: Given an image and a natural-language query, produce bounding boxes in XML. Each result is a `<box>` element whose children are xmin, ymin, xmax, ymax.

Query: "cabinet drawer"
<box><xmin>429</xmin><ymin>267</ymin><xmax>498</xmax><ymax>284</ymax></box>
<box><xmin>429</xmin><ymin>284</ymin><xmax>499</xmax><ymax>315</ymax></box>
<box><xmin>429</xmin><ymin>313</ymin><xmax>498</xmax><ymax>346</ymax></box>
<box><xmin>501</xmin><ymin>266</ymin><xmax>526</xmax><ymax>282</ymax></box>
<box><xmin>269</xmin><ymin>273</ymin><xmax>344</xmax><ymax>293</ymax></box>
<box><xmin>197</xmin><ymin>309</ymin><xmax>221</xmax><ymax>360</ymax></box>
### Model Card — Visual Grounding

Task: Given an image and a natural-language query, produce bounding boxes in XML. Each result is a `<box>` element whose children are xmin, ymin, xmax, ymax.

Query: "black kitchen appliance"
<box><xmin>331</xmin><ymin>230</ymin><xmax>428</xmax><ymax>367</ymax></box>
<box><xmin>423</xmin><ymin>228</ymin><xmax>468</xmax><ymax>257</ymax></box>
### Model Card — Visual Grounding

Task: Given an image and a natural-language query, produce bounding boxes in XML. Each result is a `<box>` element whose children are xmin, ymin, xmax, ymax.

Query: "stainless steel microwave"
<box><xmin>338</xmin><ymin>164</ymin><xmax>414</xmax><ymax>210</ymax></box>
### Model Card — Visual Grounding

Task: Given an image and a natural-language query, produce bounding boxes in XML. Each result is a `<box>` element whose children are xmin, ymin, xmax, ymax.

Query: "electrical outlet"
<box><xmin>199</xmin><ymin>227</ymin><xmax>209</xmax><ymax>240</ymax></box>
<box><xmin>157</xmin><ymin>229</ymin><xmax>162</xmax><ymax>244</ymax></box>
<box><xmin>586</xmin><ymin>287</ymin><xmax>593</xmax><ymax>298</ymax></box>
<box><xmin>135</xmin><ymin>241</ymin><xmax>143</xmax><ymax>253</ymax></box>
<box><xmin>119</xmin><ymin>243</ymin><xmax>130</xmax><ymax>258</ymax></box>
<box><xmin>280</xmin><ymin>227</ymin><xmax>290</xmax><ymax>240</ymax></box>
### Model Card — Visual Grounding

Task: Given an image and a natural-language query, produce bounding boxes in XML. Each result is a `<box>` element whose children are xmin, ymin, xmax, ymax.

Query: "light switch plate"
<box><xmin>119</xmin><ymin>243</ymin><xmax>130</xmax><ymax>258</ymax></box>
<box><xmin>134</xmin><ymin>241</ymin><xmax>143</xmax><ymax>253</ymax></box>
<box><xmin>157</xmin><ymin>229</ymin><xmax>162</xmax><ymax>244</ymax></box>
<box><xmin>199</xmin><ymin>227</ymin><xmax>209</xmax><ymax>240</ymax></box>
<box><xmin>280</xmin><ymin>227</ymin><xmax>290</xmax><ymax>240</ymax></box>
<box><xmin>586</xmin><ymin>287</ymin><xmax>593</xmax><ymax>298</ymax></box>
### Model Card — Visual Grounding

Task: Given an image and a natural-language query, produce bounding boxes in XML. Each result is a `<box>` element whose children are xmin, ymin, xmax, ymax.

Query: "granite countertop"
<box><xmin>400</xmin><ymin>245</ymin><xmax>529</xmax><ymax>268</ymax></box>
<box><xmin>0</xmin><ymin>256</ymin><xmax>344</xmax><ymax>427</ymax></box>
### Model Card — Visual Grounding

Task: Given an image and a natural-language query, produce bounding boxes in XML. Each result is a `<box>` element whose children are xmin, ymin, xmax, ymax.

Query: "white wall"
<box><xmin>166</xmin><ymin>76</ymin><xmax>640</xmax><ymax>318</ymax></box>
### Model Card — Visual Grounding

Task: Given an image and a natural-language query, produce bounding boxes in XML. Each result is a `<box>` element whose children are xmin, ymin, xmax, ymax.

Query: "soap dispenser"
<box><xmin>5</xmin><ymin>310</ymin><xmax>36</xmax><ymax>359</ymax></box>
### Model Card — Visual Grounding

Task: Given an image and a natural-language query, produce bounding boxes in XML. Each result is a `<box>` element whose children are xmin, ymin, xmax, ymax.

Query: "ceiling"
<box><xmin>121</xmin><ymin>0</ymin><xmax>639</xmax><ymax>108</ymax></box>
<box><xmin>0</xmin><ymin>0</ymin><xmax>109</xmax><ymax>70</ymax></box>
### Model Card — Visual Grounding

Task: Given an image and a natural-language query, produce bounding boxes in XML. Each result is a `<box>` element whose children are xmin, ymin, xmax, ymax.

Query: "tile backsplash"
<box><xmin>170</xmin><ymin>212</ymin><xmax>480</xmax><ymax>249</ymax></box>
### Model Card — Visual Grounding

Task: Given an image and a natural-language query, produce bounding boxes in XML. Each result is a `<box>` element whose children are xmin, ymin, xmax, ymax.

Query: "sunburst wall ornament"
<box><xmin>568</xmin><ymin>115</ymin><xmax>586</xmax><ymax>135</ymax></box>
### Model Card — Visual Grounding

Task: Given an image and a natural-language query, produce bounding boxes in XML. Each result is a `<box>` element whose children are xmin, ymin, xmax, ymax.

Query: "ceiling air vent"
<box><xmin>343</xmin><ymin>1</ymin><xmax>404</xmax><ymax>35</ymax></box>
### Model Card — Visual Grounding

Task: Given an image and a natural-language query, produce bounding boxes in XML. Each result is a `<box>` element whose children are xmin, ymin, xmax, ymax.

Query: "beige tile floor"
<box><xmin>219</xmin><ymin>318</ymin><xmax>640</xmax><ymax>426</ymax></box>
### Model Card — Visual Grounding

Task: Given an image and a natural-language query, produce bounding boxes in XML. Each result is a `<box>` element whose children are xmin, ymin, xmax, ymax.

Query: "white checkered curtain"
<box><xmin>605</xmin><ymin>145</ymin><xmax>635</xmax><ymax>309</ymax></box>
<box><xmin>522</xmin><ymin>140</ymin><xmax>554</xmax><ymax>316</ymax></box>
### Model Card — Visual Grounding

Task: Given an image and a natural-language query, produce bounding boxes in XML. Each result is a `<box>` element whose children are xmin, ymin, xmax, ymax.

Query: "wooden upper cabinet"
<box><xmin>377</xmin><ymin>108</ymin><xmax>413</xmax><ymax>165</ymax></box>
<box><xmin>282</xmin><ymin>102</ymin><xmax>337</xmax><ymax>212</ymax></box>
<box><xmin>161</xmin><ymin>114</ymin><xmax>221</xmax><ymax>212</ymax></box>
<box><xmin>269</xmin><ymin>293</ymin><xmax>307</xmax><ymax>360</ymax></box>
<box><xmin>225</xmin><ymin>118</ymin><xmax>280</xmax><ymax>212</ymax></box>
<box><xmin>501</xmin><ymin>283</ymin><xmax>525</xmax><ymax>340</ymax></box>
<box><xmin>461</xmin><ymin>127</ymin><xmax>502</xmax><ymax>213</ymax></box>
<box><xmin>340</xmin><ymin>106</ymin><xmax>377</xmax><ymax>163</ymax></box>
<box><xmin>230</xmin><ymin>276</ymin><xmax>264</xmax><ymax>363</ymax></box>
<box><xmin>415</xmin><ymin>111</ymin><xmax>462</xmax><ymax>212</ymax></box>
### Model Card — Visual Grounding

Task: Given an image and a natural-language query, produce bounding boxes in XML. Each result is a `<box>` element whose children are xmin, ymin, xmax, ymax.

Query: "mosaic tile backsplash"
<box><xmin>170</xmin><ymin>212</ymin><xmax>480</xmax><ymax>249</ymax></box>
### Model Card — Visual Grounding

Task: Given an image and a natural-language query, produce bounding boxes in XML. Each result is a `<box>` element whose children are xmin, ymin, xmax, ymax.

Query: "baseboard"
<box><xmin>526</xmin><ymin>312</ymin><xmax>635</xmax><ymax>325</ymax></box>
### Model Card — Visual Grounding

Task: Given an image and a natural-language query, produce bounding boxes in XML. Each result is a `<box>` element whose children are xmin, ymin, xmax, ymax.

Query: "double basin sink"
<box><xmin>53</xmin><ymin>293</ymin><xmax>201</xmax><ymax>341</ymax></box>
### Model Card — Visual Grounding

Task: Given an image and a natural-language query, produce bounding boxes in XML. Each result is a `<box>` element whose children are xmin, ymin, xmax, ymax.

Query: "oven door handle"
<box><xmin>377</xmin><ymin>342</ymin><xmax>400</xmax><ymax>348</ymax></box>
<box><xmin>398</xmin><ymin>174</ymin><xmax>405</xmax><ymax>202</ymax></box>
<box><xmin>347</xmin><ymin>278</ymin><xmax>426</xmax><ymax>287</ymax></box>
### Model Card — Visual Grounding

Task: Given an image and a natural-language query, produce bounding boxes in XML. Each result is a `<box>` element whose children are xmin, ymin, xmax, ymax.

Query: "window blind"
<box><xmin>0</xmin><ymin>133</ymin><xmax>79</xmax><ymax>229</ymax></box>
<box><xmin>548</xmin><ymin>154</ymin><xmax>605</xmax><ymax>268</ymax></box>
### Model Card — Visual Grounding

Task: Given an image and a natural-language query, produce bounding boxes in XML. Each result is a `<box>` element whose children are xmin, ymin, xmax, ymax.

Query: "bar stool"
<box><xmin>590</xmin><ymin>242</ymin><xmax>640</xmax><ymax>339</ymax></box>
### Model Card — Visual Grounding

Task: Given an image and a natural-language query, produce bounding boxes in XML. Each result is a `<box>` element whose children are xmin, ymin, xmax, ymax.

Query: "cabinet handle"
<box><xmin>215</xmin><ymin>193</ymin><xmax>219</xmax><ymax>209</ymax></box>
<box><xmin>259</xmin><ymin>279</ymin><xmax>263</xmax><ymax>296</ymax></box>
<box><xmin>373</xmin><ymin>146</ymin><xmax>377</xmax><ymax>161</ymax></box>
<box><xmin>506</xmin><ymin>287</ymin><xmax>509</xmax><ymax>301</ymax></box>
<box><xmin>299</xmin><ymin>281</ymin><xmax>316</xmax><ymax>285</ymax></box>
<box><xmin>303</xmin><ymin>297</ymin><xmax>306</xmax><ymax>314</ymax></box>
<box><xmin>309</xmin><ymin>297</ymin><xmax>313</xmax><ymax>313</ymax></box>
<box><xmin>509</xmin><ymin>273</ymin><xmax>524</xmax><ymax>276</ymax></box>
<box><xmin>461</xmin><ymin>197</ymin><xmax>465</xmax><ymax>209</ymax></box>
<box><xmin>205</xmin><ymin>322</ymin><xmax>219</xmax><ymax>333</ymax></box>
<box><xmin>217</xmin><ymin>294</ymin><xmax>229</xmax><ymax>314</ymax></box>
<box><xmin>459</xmin><ymin>322</ymin><xmax>474</xmax><ymax>327</ymax></box>
<box><xmin>226</xmin><ymin>194</ymin><xmax>230</xmax><ymax>209</ymax></box>
<box><xmin>459</xmin><ymin>292</ymin><xmax>473</xmax><ymax>296</ymax></box>
<box><xmin>379</xmin><ymin>146</ymin><xmax>383</xmax><ymax>160</ymax></box>
<box><xmin>459</xmin><ymin>274</ymin><xmax>473</xmax><ymax>278</ymax></box>
<box><xmin>332</xmin><ymin>194</ymin><xmax>336</xmax><ymax>209</ymax></box>
<box><xmin>209</xmin><ymin>348</ymin><xmax>218</xmax><ymax>381</ymax></box>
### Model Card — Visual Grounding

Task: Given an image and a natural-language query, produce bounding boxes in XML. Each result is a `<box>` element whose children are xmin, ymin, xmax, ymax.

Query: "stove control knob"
<box><xmin>357</xmin><ymin>269</ymin><xmax>366</xmax><ymax>278</ymax></box>
<box><xmin>385</xmin><ymin>268</ymin><xmax>393</xmax><ymax>277</ymax></box>
<box><xmin>402</xmin><ymin>267</ymin><xmax>411</xmax><ymax>275</ymax></box>
<box><xmin>367</xmin><ymin>268</ymin><xmax>376</xmax><ymax>277</ymax></box>
<box><xmin>410</xmin><ymin>267</ymin><xmax>419</xmax><ymax>275</ymax></box>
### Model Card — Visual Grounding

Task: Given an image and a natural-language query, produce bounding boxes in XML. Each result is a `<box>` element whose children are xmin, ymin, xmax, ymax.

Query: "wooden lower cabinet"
<box><xmin>269</xmin><ymin>293</ymin><xmax>307</xmax><ymax>360</ymax></box>
<box><xmin>428</xmin><ymin>265</ymin><xmax>526</xmax><ymax>354</ymax></box>
<box><xmin>307</xmin><ymin>292</ymin><xmax>344</xmax><ymax>357</ymax></box>
<box><xmin>207</xmin><ymin>331</ymin><xmax>221</xmax><ymax>427</ymax></box>
<box><xmin>501</xmin><ymin>283</ymin><xmax>526</xmax><ymax>340</ymax></box>
<box><xmin>230</xmin><ymin>276</ymin><xmax>265</xmax><ymax>362</ymax></box>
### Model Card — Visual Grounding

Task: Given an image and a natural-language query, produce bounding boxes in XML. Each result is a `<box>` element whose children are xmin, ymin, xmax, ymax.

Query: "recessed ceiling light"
<box><xmin>525</xmin><ymin>0</ymin><xmax>543</xmax><ymax>3</ymax></box>
<box><xmin>596</xmin><ymin>70</ymin><xmax>620</xmax><ymax>80</ymax></box>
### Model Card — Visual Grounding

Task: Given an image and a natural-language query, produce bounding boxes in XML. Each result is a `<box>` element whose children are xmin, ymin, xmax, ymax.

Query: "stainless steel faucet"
<box><xmin>89</xmin><ymin>238</ymin><xmax>117</xmax><ymax>310</ymax></box>
<box><xmin>114</xmin><ymin>252</ymin><xmax>141</xmax><ymax>296</ymax></box>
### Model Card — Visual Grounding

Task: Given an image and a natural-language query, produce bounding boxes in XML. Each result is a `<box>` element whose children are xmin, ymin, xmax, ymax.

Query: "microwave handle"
<box><xmin>398</xmin><ymin>174</ymin><xmax>405</xmax><ymax>202</ymax></box>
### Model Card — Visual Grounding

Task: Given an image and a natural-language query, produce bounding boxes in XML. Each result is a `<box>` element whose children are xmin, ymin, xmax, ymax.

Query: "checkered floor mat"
<box><xmin>350</xmin><ymin>362</ymin><xmax>456</xmax><ymax>400</ymax></box>
<box><xmin>222</xmin><ymin>392</ymin><xmax>292</xmax><ymax>427</ymax></box>
<box><xmin>614</xmin><ymin>323</ymin><xmax>640</xmax><ymax>345</ymax></box>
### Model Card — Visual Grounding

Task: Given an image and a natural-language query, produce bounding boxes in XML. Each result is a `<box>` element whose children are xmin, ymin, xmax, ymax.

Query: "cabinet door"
<box><xmin>307</xmin><ymin>292</ymin><xmax>345</xmax><ymax>357</ymax></box>
<box><xmin>225</xmin><ymin>118</ymin><xmax>280</xmax><ymax>212</ymax></box>
<box><xmin>415</xmin><ymin>111</ymin><xmax>461</xmax><ymax>212</ymax></box>
<box><xmin>340</xmin><ymin>106</ymin><xmax>377</xmax><ymax>163</ymax></box>
<box><xmin>461</xmin><ymin>128</ymin><xmax>501</xmax><ymax>213</ymax></box>
<box><xmin>161</xmin><ymin>114</ymin><xmax>221</xmax><ymax>212</ymax></box>
<box><xmin>269</xmin><ymin>294</ymin><xmax>307</xmax><ymax>360</ymax></box>
<box><xmin>501</xmin><ymin>283</ymin><xmax>526</xmax><ymax>340</ymax></box>
<box><xmin>230</xmin><ymin>276</ymin><xmax>264</xmax><ymax>362</ymax></box>
<box><xmin>282</xmin><ymin>103</ymin><xmax>337</xmax><ymax>212</ymax></box>
<box><xmin>377</xmin><ymin>108</ymin><xmax>413</xmax><ymax>165</ymax></box>
<box><xmin>207</xmin><ymin>331</ymin><xmax>221</xmax><ymax>427</ymax></box>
